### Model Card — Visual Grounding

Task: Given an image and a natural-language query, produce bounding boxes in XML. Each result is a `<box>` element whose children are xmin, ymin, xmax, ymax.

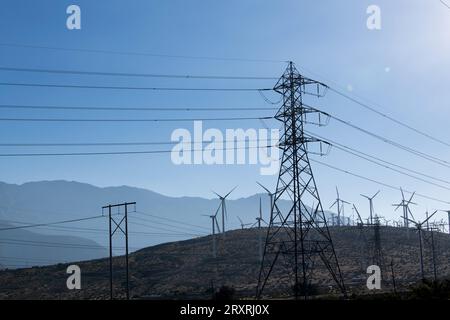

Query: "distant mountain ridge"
<box><xmin>0</xmin><ymin>180</ymin><xmax>341</xmax><ymax>268</ymax></box>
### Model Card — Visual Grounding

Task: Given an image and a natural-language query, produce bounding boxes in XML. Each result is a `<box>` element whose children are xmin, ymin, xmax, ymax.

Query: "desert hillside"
<box><xmin>0</xmin><ymin>226</ymin><xmax>449</xmax><ymax>299</ymax></box>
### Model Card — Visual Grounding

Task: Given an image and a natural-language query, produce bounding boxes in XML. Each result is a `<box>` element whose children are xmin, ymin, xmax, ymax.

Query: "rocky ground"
<box><xmin>0</xmin><ymin>226</ymin><xmax>449</xmax><ymax>299</ymax></box>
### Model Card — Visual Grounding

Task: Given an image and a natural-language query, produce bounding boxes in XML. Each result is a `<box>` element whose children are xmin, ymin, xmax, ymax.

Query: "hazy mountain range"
<box><xmin>0</xmin><ymin>180</ymin><xmax>341</xmax><ymax>268</ymax></box>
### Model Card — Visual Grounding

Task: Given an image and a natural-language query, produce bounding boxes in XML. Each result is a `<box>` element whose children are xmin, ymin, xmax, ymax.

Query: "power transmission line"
<box><xmin>0</xmin><ymin>256</ymin><xmax>65</xmax><ymax>263</ymax></box>
<box><xmin>0</xmin><ymin>82</ymin><xmax>273</xmax><ymax>92</ymax></box>
<box><xmin>0</xmin><ymin>66</ymin><xmax>278</xmax><ymax>80</ymax></box>
<box><xmin>0</xmin><ymin>144</ymin><xmax>276</xmax><ymax>157</ymax></box>
<box><xmin>298</xmin><ymin>65</ymin><xmax>450</xmax><ymax>148</ymax></box>
<box><xmin>311</xmin><ymin>159</ymin><xmax>450</xmax><ymax>205</ymax></box>
<box><xmin>0</xmin><ymin>238</ymin><xmax>115</xmax><ymax>250</ymax></box>
<box><xmin>0</xmin><ymin>104</ymin><xmax>277</xmax><ymax>112</ymax></box>
<box><xmin>321</xmin><ymin>110</ymin><xmax>450</xmax><ymax>169</ymax></box>
<box><xmin>0</xmin><ymin>116</ymin><xmax>274</xmax><ymax>123</ymax></box>
<box><xmin>128</xmin><ymin>221</ymin><xmax>204</xmax><ymax>237</ymax></box>
<box><xmin>0</xmin><ymin>42</ymin><xmax>287</xmax><ymax>63</ymax></box>
<box><xmin>130</xmin><ymin>213</ymin><xmax>208</xmax><ymax>235</ymax></box>
<box><xmin>134</xmin><ymin>211</ymin><xmax>209</xmax><ymax>232</ymax></box>
<box><xmin>0</xmin><ymin>218</ymin><xmax>203</xmax><ymax>237</ymax></box>
<box><xmin>0</xmin><ymin>138</ymin><xmax>274</xmax><ymax>147</ymax></box>
<box><xmin>306</xmin><ymin>130</ymin><xmax>450</xmax><ymax>186</ymax></box>
<box><xmin>333</xmin><ymin>144</ymin><xmax>450</xmax><ymax>191</ymax></box>
<box><xmin>329</xmin><ymin>87</ymin><xmax>450</xmax><ymax>148</ymax></box>
<box><xmin>305</xmin><ymin>132</ymin><xmax>450</xmax><ymax>190</ymax></box>
<box><xmin>0</xmin><ymin>215</ymin><xmax>105</xmax><ymax>231</ymax></box>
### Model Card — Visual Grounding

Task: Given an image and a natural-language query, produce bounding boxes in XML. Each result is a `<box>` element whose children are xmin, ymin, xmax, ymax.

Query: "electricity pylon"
<box><xmin>102</xmin><ymin>201</ymin><xmax>136</xmax><ymax>300</ymax></box>
<box><xmin>257</xmin><ymin>62</ymin><xmax>346</xmax><ymax>299</ymax></box>
<box><xmin>330</xmin><ymin>187</ymin><xmax>350</xmax><ymax>226</ymax></box>
<box><xmin>439</xmin><ymin>210</ymin><xmax>450</xmax><ymax>234</ymax></box>
<box><xmin>405</xmin><ymin>210</ymin><xmax>436</xmax><ymax>281</ymax></box>
<box><xmin>372</xmin><ymin>215</ymin><xmax>384</xmax><ymax>269</ymax></box>
<box><xmin>353</xmin><ymin>204</ymin><xmax>369</xmax><ymax>272</ymax></box>
<box><xmin>361</xmin><ymin>190</ymin><xmax>380</xmax><ymax>225</ymax></box>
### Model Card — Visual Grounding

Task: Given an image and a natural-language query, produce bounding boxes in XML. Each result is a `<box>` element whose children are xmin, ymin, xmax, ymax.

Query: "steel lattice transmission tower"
<box><xmin>257</xmin><ymin>62</ymin><xmax>346</xmax><ymax>299</ymax></box>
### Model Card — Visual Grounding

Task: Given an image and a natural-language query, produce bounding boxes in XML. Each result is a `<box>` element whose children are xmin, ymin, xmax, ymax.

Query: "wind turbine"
<box><xmin>253</xmin><ymin>197</ymin><xmax>268</xmax><ymax>262</ymax></box>
<box><xmin>330</xmin><ymin>187</ymin><xmax>350</xmax><ymax>227</ymax></box>
<box><xmin>212</xmin><ymin>186</ymin><xmax>237</xmax><ymax>235</ymax></box>
<box><xmin>360</xmin><ymin>190</ymin><xmax>380</xmax><ymax>225</ymax></box>
<box><xmin>256</xmin><ymin>182</ymin><xmax>280</xmax><ymax>221</ymax></box>
<box><xmin>352</xmin><ymin>204</ymin><xmax>364</xmax><ymax>226</ymax></box>
<box><xmin>392</xmin><ymin>188</ymin><xmax>417</xmax><ymax>237</ymax></box>
<box><xmin>202</xmin><ymin>207</ymin><xmax>221</xmax><ymax>258</ymax></box>
<box><xmin>404</xmin><ymin>210</ymin><xmax>437</xmax><ymax>281</ymax></box>
<box><xmin>237</xmin><ymin>216</ymin><xmax>252</xmax><ymax>230</ymax></box>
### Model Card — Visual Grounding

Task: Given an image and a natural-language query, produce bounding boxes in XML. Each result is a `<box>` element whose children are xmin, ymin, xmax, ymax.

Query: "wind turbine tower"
<box><xmin>392</xmin><ymin>188</ymin><xmax>417</xmax><ymax>238</ymax></box>
<box><xmin>203</xmin><ymin>209</ymin><xmax>221</xmax><ymax>258</ymax></box>
<box><xmin>330</xmin><ymin>187</ymin><xmax>350</xmax><ymax>227</ymax></box>
<box><xmin>257</xmin><ymin>182</ymin><xmax>280</xmax><ymax>222</ymax></box>
<box><xmin>254</xmin><ymin>197</ymin><xmax>268</xmax><ymax>262</ymax></box>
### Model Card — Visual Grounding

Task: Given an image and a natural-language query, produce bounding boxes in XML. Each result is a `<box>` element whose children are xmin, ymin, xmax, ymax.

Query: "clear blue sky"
<box><xmin>0</xmin><ymin>0</ymin><xmax>449</xmax><ymax>223</ymax></box>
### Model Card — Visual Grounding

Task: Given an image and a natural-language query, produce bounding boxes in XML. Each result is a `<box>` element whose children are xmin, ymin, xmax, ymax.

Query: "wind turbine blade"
<box><xmin>405</xmin><ymin>217</ymin><xmax>417</xmax><ymax>226</ymax></box>
<box><xmin>408</xmin><ymin>207</ymin><xmax>416</xmax><ymax>221</ymax></box>
<box><xmin>407</xmin><ymin>192</ymin><xmax>416</xmax><ymax>204</ymax></box>
<box><xmin>214</xmin><ymin>217</ymin><xmax>221</xmax><ymax>233</ymax></box>
<box><xmin>422</xmin><ymin>210</ymin><xmax>437</xmax><ymax>225</ymax></box>
<box><xmin>314</xmin><ymin>202</ymin><xmax>320</xmax><ymax>215</ymax></box>
<box><xmin>256</xmin><ymin>182</ymin><xmax>271</xmax><ymax>194</ymax></box>
<box><xmin>212</xmin><ymin>190</ymin><xmax>222</xmax><ymax>199</ymax></box>
<box><xmin>335</xmin><ymin>186</ymin><xmax>339</xmax><ymax>198</ymax></box>
<box><xmin>224</xmin><ymin>186</ymin><xmax>238</xmax><ymax>199</ymax></box>
<box><xmin>372</xmin><ymin>190</ymin><xmax>381</xmax><ymax>199</ymax></box>
<box><xmin>214</xmin><ymin>205</ymin><xmax>221</xmax><ymax>217</ymax></box>
<box><xmin>400</xmin><ymin>187</ymin><xmax>405</xmax><ymax>201</ymax></box>
<box><xmin>329</xmin><ymin>200</ymin><xmax>338</xmax><ymax>209</ymax></box>
<box><xmin>353</xmin><ymin>204</ymin><xmax>363</xmax><ymax>224</ymax></box>
<box><xmin>237</xmin><ymin>216</ymin><xmax>243</xmax><ymax>225</ymax></box>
